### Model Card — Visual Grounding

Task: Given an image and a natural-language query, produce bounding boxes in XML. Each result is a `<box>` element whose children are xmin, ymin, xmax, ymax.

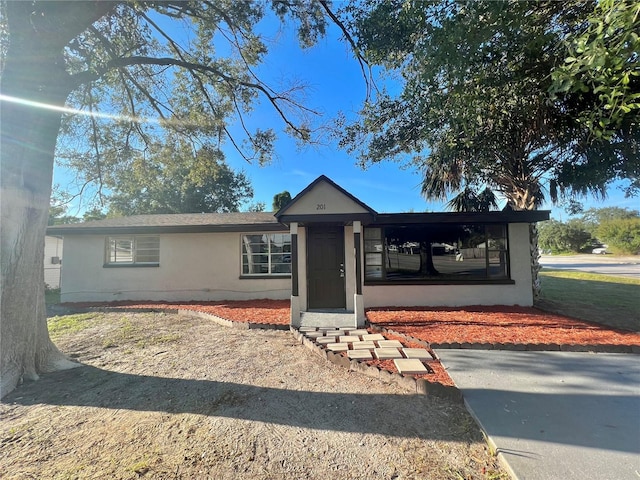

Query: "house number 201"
<box><xmin>316</xmin><ymin>203</ymin><xmax>326</xmax><ymax>210</ymax></box>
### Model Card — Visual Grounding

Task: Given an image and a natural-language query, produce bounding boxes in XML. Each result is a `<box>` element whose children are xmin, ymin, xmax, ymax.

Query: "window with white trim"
<box><xmin>105</xmin><ymin>235</ymin><xmax>160</xmax><ymax>265</ymax></box>
<box><xmin>241</xmin><ymin>233</ymin><xmax>291</xmax><ymax>275</ymax></box>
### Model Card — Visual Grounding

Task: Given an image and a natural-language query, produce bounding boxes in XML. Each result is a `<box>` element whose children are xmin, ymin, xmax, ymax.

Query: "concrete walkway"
<box><xmin>436</xmin><ymin>350</ymin><xmax>640</xmax><ymax>480</ymax></box>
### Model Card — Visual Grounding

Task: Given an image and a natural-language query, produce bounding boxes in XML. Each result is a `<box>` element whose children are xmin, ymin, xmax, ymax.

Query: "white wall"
<box><xmin>44</xmin><ymin>236</ymin><xmax>63</xmax><ymax>288</ymax></box>
<box><xmin>60</xmin><ymin>223</ymin><xmax>536</xmax><ymax>307</ymax></box>
<box><xmin>284</xmin><ymin>181</ymin><xmax>369</xmax><ymax>216</ymax></box>
<box><xmin>362</xmin><ymin>223</ymin><xmax>535</xmax><ymax>307</ymax></box>
<box><xmin>344</xmin><ymin>225</ymin><xmax>356</xmax><ymax>310</ymax></box>
<box><xmin>60</xmin><ymin>232</ymin><xmax>291</xmax><ymax>303</ymax></box>
<box><xmin>297</xmin><ymin>227</ymin><xmax>308</xmax><ymax>310</ymax></box>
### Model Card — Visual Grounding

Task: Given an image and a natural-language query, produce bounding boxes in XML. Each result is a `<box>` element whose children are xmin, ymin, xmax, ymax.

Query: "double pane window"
<box><xmin>106</xmin><ymin>235</ymin><xmax>159</xmax><ymax>265</ymax></box>
<box><xmin>241</xmin><ymin>234</ymin><xmax>291</xmax><ymax>275</ymax></box>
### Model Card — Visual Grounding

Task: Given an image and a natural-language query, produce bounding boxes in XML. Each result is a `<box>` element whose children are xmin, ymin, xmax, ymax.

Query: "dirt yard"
<box><xmin>0</xmin><ymin>312</ymin><xmax>505</xmax><ymax>479</ymax></box>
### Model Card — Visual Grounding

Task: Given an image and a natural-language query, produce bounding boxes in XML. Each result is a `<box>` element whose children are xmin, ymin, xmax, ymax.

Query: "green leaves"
<box><xmin>549</xmin><ymin>0</ymin><xmax>640</xmax><ymax>140</ymax></box>
<box><xmin>343</xmin><ymin>0</ymin><xmax>638</xmax><ymax>210</ymax></box>
<box><xmin>0</xmin><ymin>0</ymin><xmax>341</xmax><ymax>205</ymax></box>
<box><xmin>106</xmin><ymin>141</ymin><xmax>254</xmax><ymax>216</ymax></box>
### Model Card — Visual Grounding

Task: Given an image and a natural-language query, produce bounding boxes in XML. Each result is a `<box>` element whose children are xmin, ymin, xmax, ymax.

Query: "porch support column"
<box><xmin>289</xmin><ymin>222</ymin><xmax>301</xmax><ymax>327</ymax></box>
<box><xmin>353</xmin><ymin>221</ymin><xmax>365</xmax><ymax>327</ymax></box>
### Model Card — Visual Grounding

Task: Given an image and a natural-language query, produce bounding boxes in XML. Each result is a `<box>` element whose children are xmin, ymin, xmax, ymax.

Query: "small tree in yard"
<box><xmin>0</xmin><ymin>1</ymin><xmax>359</xmax><ymax>398</ymax></box>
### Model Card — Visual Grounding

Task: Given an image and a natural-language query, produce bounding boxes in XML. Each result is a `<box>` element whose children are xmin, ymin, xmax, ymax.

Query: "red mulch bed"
<box><xmin>63</xmin><ymin>301</ymin><xmax>639</xmax><ymax>388</ymax></box>
<box><xmin>361</xmin><ymin>332</ymin><xmax>455</xmax><ymax>386</ymax></box>
<box><xmin>63</xmin><ymin>299</ymin><xmax>291</xmax><ymax>325</ymax></box>
<box><xmin>366</xmin><ymin>305</ymin><xmax>640</xmax><ymax>347</ymax></box>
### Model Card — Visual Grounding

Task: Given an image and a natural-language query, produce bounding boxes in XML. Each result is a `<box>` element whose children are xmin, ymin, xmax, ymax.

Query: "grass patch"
<box><xmin>101</xmin><ymin>316</ymin><xmax>182</xmax><ymax>349</ymax></box>
<box><xmin>538</xmin><ymin>269</ymin><xmax>640</xmax><ymax>332</ymax></box>
<box><xmin>540</xmin><ymin>269</ymin><xmax>640</xmax><ymax>285</ymax></box>
<box><xmin>48</xmin><ymin>313</ymin><xmax>98</xmax><ymax>340</ymax></box>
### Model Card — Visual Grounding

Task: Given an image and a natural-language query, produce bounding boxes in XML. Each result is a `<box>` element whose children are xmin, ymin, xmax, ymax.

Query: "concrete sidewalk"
<box><xmin>436</xmin><ymin>350</ymin><xmax>640</xmax><ymax>480</ymax></box>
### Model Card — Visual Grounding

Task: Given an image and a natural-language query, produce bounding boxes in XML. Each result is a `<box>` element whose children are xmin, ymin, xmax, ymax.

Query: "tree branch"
<box><xmin>317</xmin><ymin>0</ymin><xmax>374</xmax><ymax>99</ymax></box>
<box><xmin>70</xmin><ymin>55</ymin><xmax>313</xmax><ymax>138</ymax></box>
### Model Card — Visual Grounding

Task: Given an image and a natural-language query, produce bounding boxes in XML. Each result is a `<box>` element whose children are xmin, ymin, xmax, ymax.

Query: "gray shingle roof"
<box><xmin>47</xmin><ymin>212</ymin><xmax>284</xmax><ymax>235</ymax></box>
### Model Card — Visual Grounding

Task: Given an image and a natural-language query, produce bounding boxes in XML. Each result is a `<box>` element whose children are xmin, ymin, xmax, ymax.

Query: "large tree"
<box><xmin>0</xmin><ymin>1</ymin><xmax>354</xmax><ymax>397</ymax></box>
<box><xmin>107</xmin><ymin>141</ymin><xmax>253</xmax><ymax>215</ymax></box>
<box><xmin>341</xmin><ymin>0</ymin><xmax>639</xmax><ymax>209</ymax></box>
<box><xmin>340</xmin><ymin>0</ymin><xmax>639</xmax><ymax>299</ymax></box>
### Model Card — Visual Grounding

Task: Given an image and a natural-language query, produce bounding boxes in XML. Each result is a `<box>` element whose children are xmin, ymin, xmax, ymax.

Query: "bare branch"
<box><xmin>86</xmin><ymin>87</ymin><xmax>104</xmax><ymax>198</ymax></box>
<box><xmin>71</xmin><ymin>55</ymin><xmax>313</xmax><ymax>138</ymax></box>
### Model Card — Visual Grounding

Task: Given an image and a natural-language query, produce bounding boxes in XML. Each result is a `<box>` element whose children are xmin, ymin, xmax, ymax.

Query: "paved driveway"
<box><xmin>436</xmin><ymin>349</ymin><xmax>640</xmax><ymax>480</ymax></box>
<box><xmin>540</xmin><ymin>254</ymin><xmax>640</xmax><ymax>278</ymax></box>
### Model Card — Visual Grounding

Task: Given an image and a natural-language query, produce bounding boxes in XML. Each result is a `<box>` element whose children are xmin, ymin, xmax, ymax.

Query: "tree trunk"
<box><xmin>0</xmin><ymin>35</ymin><xmax>79</xmax><ymax>398</ymax></box>
<box><xmin>505</xmin><ymin>185</ymin><xmax>543</xmax><ymax>304</ymax></box>
<box><xmin>419</xmin><ymin>241</ymin><xmax>439</xmax><ymax>276</ymax></box>
<box><xmin>529</xmin><ymin>223</ymin><xmax>542</xmax><ymax>302</ymax></box>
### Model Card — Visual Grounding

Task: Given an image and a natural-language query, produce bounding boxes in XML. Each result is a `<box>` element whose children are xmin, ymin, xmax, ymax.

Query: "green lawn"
<box><xmin>538</xmin><ymin>269</ymin><xmax>640</xmax><ymax>332</ymax></box>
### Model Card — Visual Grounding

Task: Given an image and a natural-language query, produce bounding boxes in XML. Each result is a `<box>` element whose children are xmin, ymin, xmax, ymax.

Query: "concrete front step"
<box><xmin>300</xmin><ymin>311</ymin><xmax>356</xmax><ymax>328</ymax></box>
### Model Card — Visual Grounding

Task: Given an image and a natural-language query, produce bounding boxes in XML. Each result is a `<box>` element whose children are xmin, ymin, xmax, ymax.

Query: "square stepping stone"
<box><xmin>377</xmin><ymin>340</ymin><xmax>403</xmax><ymax>348</ymax></box>
<box><xmin>321</xmin><ymin>333</ymin><xmax>339</xmax><ymax>342</ymax></box>
<box><xmin>306</xmin><ymin>331</ymin><xmax>326</xmax><ymax>338</ymax></box>
<box><xmin>394</xmin><ymin>358</ymin><xmax>428</xmax><ymax>374</ymax></box>
<box><xmin>347</xmin><ymin>350</ymin><xmax>373</xmax><ymax>360</ymax></box>
<box><xmin>339</xmin><ymin>335</ymin><xmax>361</xmax><ymax>343</ymax></box>
<box><xmin>402</xmin><ymin>348</ymin><xmax>432</xmax><ymax>360</ymax></box>
<box><xmin>345</xmin><ymin>329</ymin><xmax>368</xmax><ymax>336</ymax></box>
<box><xmin>316</xmin><ymin>337</ymin><xmax>337</xmax><ymax>345</ymax></box>
<box><xmin>326</xmin><ymin>343</ymin><xmax>349</xmax><ymax>352</ymax></box>
<box><xmin>319</xmin><ymin>327</ymin><xmax>343</xmax><ymax>333</ymax></box>
<box><xmin>362</xmin><ymin>333</ymin><xmax>385</xmax><ymax>341</ymax></box>
<box><xmin>374</xmin><ymin>348</ymin><xmax>403</xmax><ymax>359</ymax></box>
<box><xmin>351</xmin><ymin>341</ymin><xmax>375</xmax><ymax>350</ymax></box>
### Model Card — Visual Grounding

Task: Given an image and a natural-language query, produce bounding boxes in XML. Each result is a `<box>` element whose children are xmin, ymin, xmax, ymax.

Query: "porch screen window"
<box><xmin>106</xmin><ymin>235</ymin><xmax>159</xmax><ymax>265</ymax></box>
<box><xmin>241</xmin><ymin>234</ymin><xmax>291</xmax><ymax>275</ymax></box>
<box><xmin>364</xmin><ymin>224</ymin><xmax>509</xmax><ymax>282</ymax></box>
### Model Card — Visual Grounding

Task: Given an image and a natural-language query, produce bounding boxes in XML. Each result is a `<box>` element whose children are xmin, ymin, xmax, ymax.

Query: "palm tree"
<box><xmin>446</xmin><ymin>186</ymin><xmax>499</xmax><ymax>212</ymax></box>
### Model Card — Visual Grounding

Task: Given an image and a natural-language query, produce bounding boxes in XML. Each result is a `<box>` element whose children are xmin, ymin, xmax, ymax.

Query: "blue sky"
<box><xmin>53</xmin><ymin>14</ymin><xmax>637</xmax><ymax>220</ymax></box>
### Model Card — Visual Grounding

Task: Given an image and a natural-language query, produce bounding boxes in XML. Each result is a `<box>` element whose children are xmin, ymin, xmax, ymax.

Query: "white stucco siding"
<box><xmin>296</xmin><ymin>227</ymin><xmax>308</xmax><ymax>310</ymax></box>
<box><xmin>362</xmin><ymin>223</ymin><xmax>535</xmax><ymax>308</ymax></box>
<box><xmin>284</xmin><ymin>182</ymin><xmax>369</xmax><ymax>215</ymax></box>
<box><xmin>344</xmin><ymin>225</ymin><xmax>356</xmax><ymax>310</ymax></box>
<box><xmin>60</xmin><ymin>232</ymin><xmax>291</xmax><ymax>303</ymax></box>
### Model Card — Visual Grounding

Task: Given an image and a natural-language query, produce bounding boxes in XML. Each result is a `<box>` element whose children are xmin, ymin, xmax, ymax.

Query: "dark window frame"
<box><xmin>363</xmin><ymin>223</ymin><xmax>511</xmax><ymax>284</ymax></box>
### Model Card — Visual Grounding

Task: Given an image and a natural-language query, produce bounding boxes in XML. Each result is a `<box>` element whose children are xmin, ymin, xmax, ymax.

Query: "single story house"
<box><xmin>47</xmin><ymin>175</ymin><xmax>549</xmax><ymax>327</ymax></box>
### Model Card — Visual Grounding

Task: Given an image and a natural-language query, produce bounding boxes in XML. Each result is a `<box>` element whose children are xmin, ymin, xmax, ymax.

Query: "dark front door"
<box><xmin>307</xmin><ymin>226</ymin><xmax>346</xmax><ymax>309</ymax></box>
